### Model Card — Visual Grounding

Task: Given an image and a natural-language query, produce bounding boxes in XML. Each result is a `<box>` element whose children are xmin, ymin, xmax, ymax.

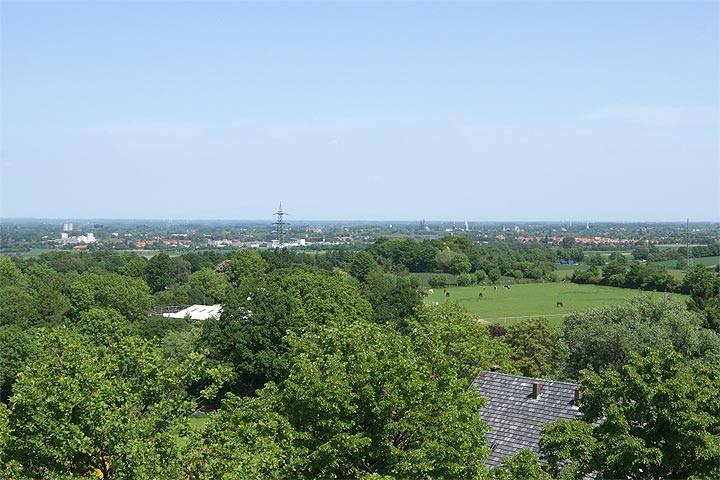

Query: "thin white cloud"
<box><xmin>590</xmin><ymin>105</ymin><xmax>718</xmax><ymax>128</ymax></box>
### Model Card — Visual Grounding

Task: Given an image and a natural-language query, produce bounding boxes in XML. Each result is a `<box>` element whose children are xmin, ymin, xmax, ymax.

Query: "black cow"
<box><xmin>557</xmin><ymin>301</ymin><xmax>564</xmax><ymax>307</ymax></box>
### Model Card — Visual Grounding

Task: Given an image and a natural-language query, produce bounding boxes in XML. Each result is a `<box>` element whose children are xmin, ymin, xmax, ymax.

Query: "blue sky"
<box><xmin>1</xmin><ymin>1</ymin><xmax>718</xmax><ymax>222</ymax></box>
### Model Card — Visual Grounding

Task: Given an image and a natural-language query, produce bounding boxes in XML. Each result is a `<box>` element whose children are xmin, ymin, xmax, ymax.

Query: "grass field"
<box><xmin>653</xmin><ymin>256</ymin><xmax>720</xmax><ymax>269</ymax></box>
<box><xmin>0</xmin><ymin>248</ymin><xmax>55</xmax><ymax>258</ymax></box>
<box><xmin>175</xmin><ymin>413</ymin><xmax>212</xmax><ymax>448</ymax></box>
<box><xmin>424</xmin><ymin>282</ymin><xmax>687</xmax><ymax>327</ymax></box>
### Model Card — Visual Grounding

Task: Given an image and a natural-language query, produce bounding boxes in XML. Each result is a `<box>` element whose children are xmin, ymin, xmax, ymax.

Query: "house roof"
<box><xmin>472</xmin><ymin>371</ymin><xmax>581</xmax><ymax>468</ymax></box>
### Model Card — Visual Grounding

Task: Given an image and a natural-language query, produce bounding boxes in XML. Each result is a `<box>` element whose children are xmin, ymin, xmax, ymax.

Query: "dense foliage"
<box><xmin>1</xmin><ymin>240</ymin><xmax>718</xmax><ymax>478</ymax></box>
<box><xmin>540</xmin><ymin>346</ymin><xmax>720</xmax><ymax>479</ymax></box>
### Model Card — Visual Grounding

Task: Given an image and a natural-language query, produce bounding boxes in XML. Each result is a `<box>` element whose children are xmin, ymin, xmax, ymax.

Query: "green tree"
<box><xmin>228</xmin><ymin>248</ymin><xmax>268</xmax><ymax>286</ymax></box>
<box><xmin>541</xmin><ymin>346</ymin><xmax>720</xmax><ymax>479</ymax></box>
<box><xmin>0</xmin><ymin>286</ymin><xmax>37</xmax><ymax>329</ymax></box>
<box><xmin>559</xmin><ymin>295</ymin><xmax>720</xmax><ymax>380</ymax></box>
<box><xmin>586</xmin><ymin>253</ymin><xmax>605</xmax><ymax>267</ymax></box>
<box><xmin>427</xmin><ymin>273</ymin><xmax>448</xmax><ymax>289</ymax></box>
<box><xmin>144</xmin><ymin>252</ymin><xmax>174</xmax><ymax>293</ymax></box>
<box><xmin>0</xmin><ymin>257</ymin><xmax>26</xmax><ymax>288</ymax></box>
<box><xmin>198</xmin><ymin>265</ymin><xmax>372</xmax><ymax>395</ymax></box>
<box><xmin>411</xmin><ymin>302</ymin><xmax>516</xmax><ymax>383</ymax></box>
<box><xmin>491</xmin><ymin>450</ymin><xmax>549</xmax><ymax>480</ymax></box>
<box><xmin>449</xmin><ymin>252</ymin><xmax>472</xmax><ymax>275</ymax></box>
<box><xmin>359</xmin><ymin>271</ymin><xmax>422</xmax><ymax>326</ymax></box>
<box><xmin>187</xmin><ymin>321</ymin><xmax>490</xmax><ymax>478</ymax></box>
<box><xmin>601</xmin><ymin>260</ymin><xmax>627</xmax><ymax>287</ymax></box>
<box><xmin>182</xmin><ymin>384</ymin><xmax>304</xmax><ymax>479</ymax></box>
<box><xmin>456</xmin><ymin>273</ymin><xmax>474</xmax><ymax>286</ymax></box>
<box><xmin>0</xmin><ymin>325</ymin><xmax>38</xmax><ymax>403</ymax></box>
<box><xmin>348</xmin><ymin>250</ymin><xmax>381</xmax><ymax>282</ymax></box>
<box><xmin>3</xmin><ymin>328</ymin><xmax>229</xmax><ymax>479</ymax></box>
<box><xmin>570</xmin><ymin>265</ymin><xmax>602</xmax><ymax>284</ymax></box>
<box><xmin>119</xmin><ymin>256</ymin><xmax>147</xmax><ymax>278</ymax></box>
<box><xmin>26</xmin><ymin>264</ymin><xmax>72</xmax><ymax>327</ymax></box>
<box><xmin>682</xmin><ymin>264</ymin><xmax>720</xmax><ymax>332</ymax></box>
<box><xmin>69</xmin><ymin>271</ymin><xmax>153</xmax><ymax>322</ymax></box>
<box><xmin>502</xmin><ymin>317</ymin><xmax>558</xmax><ymax>378</ymax></box>
<box><xmin>561</xmin><ymin>236</ymin><xmax>576</xmax><ymax>248</ymax></box>
<box><xmin>65</xmin><ymin>307</ymin><xmax>137</xmax><ymax>347</ymax></box>
<box><xmin>187</xmin><ymin>268</ymin><xmax>231</xmax><ymax>305</ymax></box>
<box><xmin>434</xmin><ymin>249</ymin><xmax>458</xmax><ymax>273</ymax></box>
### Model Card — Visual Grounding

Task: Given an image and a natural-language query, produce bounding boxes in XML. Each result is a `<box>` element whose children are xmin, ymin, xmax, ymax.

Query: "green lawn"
<box><xmin>653</xmin><ymin>256</ymin><xmax>719</xmax><ymax>269</ymax></box>
<box><xmin>175</xmin><ymin>413</ymin><xmax>212</xmax><ymax>448</ymax></box>
<box><xmin>424</xmin><ymin>282</ymin><xmax>687</xmax><ymax>327</ymax></box>
<box><xmin>0</xmin><ymin>248</ymin><xmax>55</xmax><ymax>258</ymax></box>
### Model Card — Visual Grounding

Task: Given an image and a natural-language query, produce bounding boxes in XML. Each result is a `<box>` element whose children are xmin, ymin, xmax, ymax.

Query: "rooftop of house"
<box><xmin>472</xmin><ymin>370</ymin><xmax>582</xmax><ymax>468</ymax></box>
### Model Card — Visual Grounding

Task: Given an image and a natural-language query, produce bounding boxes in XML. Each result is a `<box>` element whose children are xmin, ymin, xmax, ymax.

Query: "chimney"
<box><xmin>532</xmin><ymin>383</ymin><xmax>542</xmax><ymax>399</ymax></box>
<box><xmin>574</xmin><ymin>389</ymin><xmax>584</xmax><ymax>403</ymax></box>
<box><xmin>490</xmin><ymin>365</ymin><xmax>501</xmax><ymax>372</ymax></box>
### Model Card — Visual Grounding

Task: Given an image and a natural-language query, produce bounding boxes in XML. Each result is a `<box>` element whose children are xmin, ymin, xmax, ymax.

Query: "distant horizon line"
<box><xmin>2</xmin><ymin>217</ymin><xmax>718</xmax><ymax>225</ymax></box>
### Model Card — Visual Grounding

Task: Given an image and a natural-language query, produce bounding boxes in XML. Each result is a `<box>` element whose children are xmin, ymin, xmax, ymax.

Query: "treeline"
<box><xmin>366</xmin><ymin>236</ymin><xmax>561</xmax><ymax>281</ymax></box>
<box><xmin>632</xmin><ymin>242</ymin><xmax>720</xmax><ymax>263</ymax></box>
<box><xmin>570</xmin><ymin>257</ymin><xmax>719</xmax><ymax>331</ymax></box>
<box><xmin>1</xmin><ymin>244</ymin><xmax>719</xmax><ymax>478</ymax></box>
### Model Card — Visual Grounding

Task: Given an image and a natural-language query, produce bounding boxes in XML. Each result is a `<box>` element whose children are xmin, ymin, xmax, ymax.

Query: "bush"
<box><xmin>456</xmin><ymin>273</ymin><xmax>474</xmax><ymax>286</ymax></box>
<box><xmin>427</xmin><ymin>274</ymin><xmax>449</xmax><ymax>289</ymax></box>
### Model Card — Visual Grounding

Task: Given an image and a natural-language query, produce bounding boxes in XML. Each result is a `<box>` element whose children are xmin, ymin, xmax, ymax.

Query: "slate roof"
<box><xmin>472</xmin><ymin>371</ymin><xmax>581</xmax><ymax>468</ymax></box>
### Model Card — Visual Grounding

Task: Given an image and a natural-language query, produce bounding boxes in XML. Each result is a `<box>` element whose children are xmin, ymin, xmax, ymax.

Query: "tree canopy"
<box><xmin>540</xmin><ymin>345</ymin><xmax>720</xmax><ymax>479</ymax></box>
<box><xmin>3</xmin><ymin>328</ymin><xmax>229</xmax><ymax>479</ymax></box>
<box><xmin>186</xmin><ymin>321</ymin><xmax>490</xmax><ymax>479</ymax></box>
<box><xmin>559</xmin><ymin>294</ymin><xmax>720</xmax><ymax>380</ymax></box>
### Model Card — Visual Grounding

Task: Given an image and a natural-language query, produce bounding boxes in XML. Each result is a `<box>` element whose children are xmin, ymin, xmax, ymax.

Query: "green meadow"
<box><xmin>424</xmin><ymin>282</ymin><xmax>687</xmax><ymax>327</ymax></box>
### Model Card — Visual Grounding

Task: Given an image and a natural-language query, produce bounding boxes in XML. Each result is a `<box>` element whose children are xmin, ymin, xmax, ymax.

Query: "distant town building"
<box><xmin>56</xmin><ymin>232</ymin><xmax>96</xmax><ymax>245</ymax></box>
<box><xmin>63</xmin><ymin>223</ymin><xmax>73</xmax><ymax>231</ymax></box>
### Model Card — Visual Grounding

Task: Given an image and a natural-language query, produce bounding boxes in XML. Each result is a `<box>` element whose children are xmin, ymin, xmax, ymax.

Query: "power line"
<box><xmin>273</xmin><ymin>202</ymin><xmax>288</xmax><ymax>246</ymax></box>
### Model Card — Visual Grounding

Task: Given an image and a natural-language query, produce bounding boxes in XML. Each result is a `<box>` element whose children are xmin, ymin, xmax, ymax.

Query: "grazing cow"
<box><xmin>493</xmin><ymin>286</ymin><xmax>497</xmax><ymax>291</ymax></box>
<box><xmin>557</xmin><ymin>301</ymin><xmax>564</xmax><ymax>307</ymax></box>
<box><xmin>446</xmin><ymin>291</ymin><xmax>450</xmax><ymax>297</ymax></box>
<box><xmin>478</xmin><ymin>292</ymin><xmax>483</xmax><ymax>298</ymax></box>
<box><xmin>418</xmin><ymin>290</ymin><xmax>428</xmax><ymax>297</ymax></box>
<box><xmin>503</xmin><ymin>285</ymin><xmax>510</xmax><ymax>289</ymax></box>
<box><xmin>428</xmin><ymin>289</ymin><xmax>434</xmax><ymax>295</ymax></box>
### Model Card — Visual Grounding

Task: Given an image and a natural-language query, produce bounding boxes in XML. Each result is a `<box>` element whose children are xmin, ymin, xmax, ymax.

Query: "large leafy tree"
<box><xmin>682</xmin><ymin>264</ymin><xmax>720</xmax><ymax>333</ymax></box>
<box><xmin>144</xmin><ymin>252</ymin><xmax>174</xmax><ymax>293</ymax></box>
<box><xmin>198</xmin><ymin>265</ymin><xmax>372</xmax><ymax>395</ymax></box>
<box><xmin>410</xmin><ymin>302</ymin><xmax>516</xmax><ymax>384</ymax></box>
<box><xmin>224</xmin><ymin>248</ymin><xmax>268</xmax><ymax>286</ymax></box>
<box><xmin>68</xmin><ymin>271</ymin><xmax>153</xmax><ymax>322</ymax></box>
<box><xmin>187</xmin><ymin>267</ymin><xmax>231</xmax><ymax>305</ymax></box>
<box><xmin>559</xmin><ymin>294</ymin><xmax>720</xmax><ymax>380</ymax></box>
<box><xmin>0</xmin><ymin>325</ymin><xmax>38</xmax><ymax>403</ymax></box>
<box><xmin>2</xmin><ymin>328</ymin><xmax>228</xmax><ymax>479</ymax></box>
<box><xmin>26</xmin><ymin>263</ymin><xmax>72</xmax><ymax>327</ymax></box>
<box><xmin>540</xmin><ymin>345</ymin><xmax>720</xmax><ymax>479</ymax></box>
<box><xmin>359</xmin><ymin>271</ymin><xmax>422</xmax><ymax>326</ymax></box>
<box><xmin>502</xmin><ymin>317</ymin><xmax>558</xmax><ymax>378</ymax></box>
<box><xmin>186</xmin><ymin>321</ymin><xmax>490</xmax><ymax>479</ymax></box>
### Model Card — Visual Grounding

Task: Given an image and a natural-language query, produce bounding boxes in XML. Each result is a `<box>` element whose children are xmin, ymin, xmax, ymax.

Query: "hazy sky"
<box><xmin>1</xmin><ymin>1</ymin><xmax>718</xmax><ymax>222</ymax></box>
